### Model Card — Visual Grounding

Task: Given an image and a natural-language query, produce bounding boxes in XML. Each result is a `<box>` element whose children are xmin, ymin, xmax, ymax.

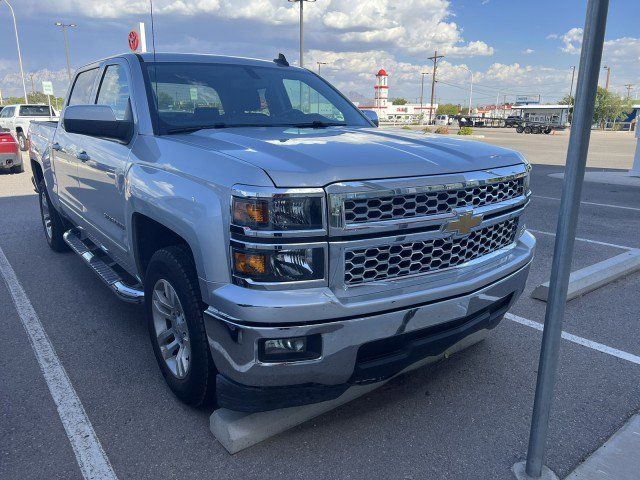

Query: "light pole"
<box><xmin>603</xmin><ymin>65</ymin><xmax>611</xmax><ymax>91</ymax></box>
<box><xmin>288</xmin><ymin>0</ymin><xmax>315</xmax><ymax>68</ymax></box>
<box><xmin>568</xmin><ymin>66</ymin><xmax>576</xmax><ymax>123</ymax></box>
<box><xmin>316</xmin><ymin>61</ymin><xmax>327</xmax><ymax>74</ymax></box>
<box><xmin>2</xmin><ymin>0</ymin><xmax>28</xmax><ymax>103</ymax></box>
<box><xmin>55</xmin><ymin>22</ymin><xmax>77</xmax><ymax>83</ymax></box>
<box><xmin>460</xmin><ymin>65</ymin><xmax>474</xmax><ymax>116</ymax></box>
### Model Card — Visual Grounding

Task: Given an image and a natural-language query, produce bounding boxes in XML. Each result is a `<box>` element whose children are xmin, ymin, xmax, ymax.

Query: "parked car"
<box><xmin>29</xmin><ymin>53</ymin><xmax>535</xmax><ymax>412</ymax></box>
<box><xmin>505</xmin><ymin>115</ymin><xmax>522</xmax><ymax>127</ymax></box>
<box><xmin>435</xmin><ymin>114</ymin><xmax>453</xmax><ymax>126</ymax></box>
<box><xmin>0</xmin><ymin>128</ymin><xmax>22</xmax><ymax>173</ymax></box>
<box><xmin>0</xmin><ymin>104</ymin><xmax>58</xmax><ymax>151</ymax></box>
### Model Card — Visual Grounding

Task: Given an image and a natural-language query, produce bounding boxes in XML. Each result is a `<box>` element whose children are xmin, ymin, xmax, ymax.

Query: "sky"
<box><xmin>0</xmin><ymin>0</ymin><xmax>638</xmax><ymax>106</ymax></box>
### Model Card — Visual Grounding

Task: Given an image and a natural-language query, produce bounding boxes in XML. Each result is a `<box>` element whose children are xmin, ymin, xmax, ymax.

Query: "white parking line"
<box><xmin>533</xmin><ymin>195</ymin><xmax>640</xmax><ymax>212</ymax></box>
<box><xmin>528</xmin><ymin>228</ymin><xmax>635</xmax><ymax>251</ymax></box>
<box><xmin>506</xmin><ymin>313</ymin><xmax>640</xmax><ymax>366</ymax></box>
<box><xmin>0</xmin><ymin>246</ymin><xmax>118</xmax><ymax>480</ymax></box>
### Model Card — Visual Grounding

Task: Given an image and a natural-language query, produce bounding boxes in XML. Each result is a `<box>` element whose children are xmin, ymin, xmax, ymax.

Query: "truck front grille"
<box><xmin>343</xmin><ymin>178</ymin><xmax>524</xmax><ymax>224</ymax></box>
<box><xmin>344</xmin><ymin>218</ymin><xmax>519</xmax><ymax>285</ymax></box>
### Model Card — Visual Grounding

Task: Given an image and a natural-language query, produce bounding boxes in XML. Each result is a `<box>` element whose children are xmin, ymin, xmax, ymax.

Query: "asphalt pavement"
<box><xmin>1</xmin><ymin>130</ymin><xmax>639</xmax><ymax>480</ymax></box>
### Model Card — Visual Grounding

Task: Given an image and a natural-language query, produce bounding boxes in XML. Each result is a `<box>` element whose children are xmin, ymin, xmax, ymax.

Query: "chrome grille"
<box><xmin>343</xmin><ymin>178</ymin><xmax>524</xmax><ymax>224</ymax></box>
<box><xmin>344</xmin><ymin>218</ymin><xmax>519</xmax><ymax>285</ymax></box>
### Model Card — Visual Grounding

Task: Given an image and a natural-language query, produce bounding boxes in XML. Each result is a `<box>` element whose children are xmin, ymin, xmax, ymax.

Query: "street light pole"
<box><xmin>288</xmin><ymin>0</ymin><xmax>316</xmax><ymax>68</ymax></box>
<box><xmin>460</xmin><ymin>65</ymin><xmax>474</xmax><ymax>116</ymax></box>
<box><xmin>603</xmin><ymin>65</ymin><xmax>611</xmax><ymax>91</ymax></box>
<box><xmin>316</xmin><ymin>61</ymin><xmax>327</xmax><ymax>74</ymax></box>
<box><xmin>55</xmin><ymin>22</ymin><xmax>77</xmax><ymax>83</ymax></box>
<box><xmin>2</xmin><ymin>0</ymin><xmax>28</xmax><ymax>103</ymax></box>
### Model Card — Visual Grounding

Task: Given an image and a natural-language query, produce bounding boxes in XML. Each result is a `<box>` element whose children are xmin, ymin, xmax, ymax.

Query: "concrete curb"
<box><xmin>531</xmin><ymin>250</ymin><xmax>640</xmax><ymax>302</ymax></box>
<box><xmin>566</xmin><ymin>414</ymin><xmax>640</xmax><ymax>479</ymax></box>
<box><xmin>210</xmin><ymin>329</ymin><xmax>489</xmax><ymax>454</ymax></box>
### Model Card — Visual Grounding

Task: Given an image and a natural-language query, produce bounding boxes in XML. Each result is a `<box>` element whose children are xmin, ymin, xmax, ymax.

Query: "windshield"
<box><xmin>19</xmin><ymin>105</ymin><xmax>55</xmax><ymax>117</ymax></box>
<box><xmin>145</xmin><ymin>62</ymin><xmax>369</xmax><ymax>133</ymax></box>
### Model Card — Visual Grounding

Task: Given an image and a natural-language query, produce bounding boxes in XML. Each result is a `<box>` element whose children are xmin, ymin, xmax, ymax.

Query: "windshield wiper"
<box><xmin>166</xmin><ymin>123</ymin><xmax>229</xmax><ymax>134</ymax></box>
<box><xmin>291</xmin><ymin>121</ymin><xmax>346</xmax><ymax>128</ymax></box>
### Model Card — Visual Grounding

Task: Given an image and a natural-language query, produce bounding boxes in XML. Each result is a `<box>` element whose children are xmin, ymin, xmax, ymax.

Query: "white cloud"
<box><xmin>523</xmin><ymin>48</ymin><xmax>534</xmax><ymax>54</ymax></box>
<box><xmin>1</xmin><ymin>68</ymin><xmax>69</xmax><ymax>98</ymax></box>
<box><xmin>561</xmin><ymin>27</ymin><xmax>583</xmax><ymax>54</ymax></box>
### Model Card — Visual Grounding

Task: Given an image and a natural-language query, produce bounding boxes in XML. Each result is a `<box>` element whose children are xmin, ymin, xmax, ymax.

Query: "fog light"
<box><xmin>259</xmin><ymin>335</ymin><xmax>321</xmax><ymax>362</ymax></box>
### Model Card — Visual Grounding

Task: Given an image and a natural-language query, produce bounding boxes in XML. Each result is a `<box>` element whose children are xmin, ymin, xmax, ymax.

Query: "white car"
<box><xmin>0</xmin><ymin>104</ymin><xmax>58</xmax><ymax>151</ymax></box>
<box><xmin>435</xmin><ymin>114</ymin><xmax>453</xmax><ymax>126</ymax></box>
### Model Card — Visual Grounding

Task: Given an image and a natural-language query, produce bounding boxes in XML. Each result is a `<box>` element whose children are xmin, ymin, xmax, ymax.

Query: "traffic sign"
<box><xmin>42</xmin><ymin>81</ymin><xmax>54</xmax><ymax>96</ymax></box>
<box><xmin>128</xmin><ymin>30</ymin><xmax>140</xmax><ymax>52</ymax></box>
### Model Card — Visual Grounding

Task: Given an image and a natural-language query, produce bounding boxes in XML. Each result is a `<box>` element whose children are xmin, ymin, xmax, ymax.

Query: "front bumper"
<box><xmin>204</xmin><ymin>232</ymin><xmax>534</xmax><ymax>411</ymax></box>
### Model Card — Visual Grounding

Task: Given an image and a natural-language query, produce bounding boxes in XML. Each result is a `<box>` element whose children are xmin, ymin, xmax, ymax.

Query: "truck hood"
<box><xmin>173</xmin><ymin>126</ymin><xmax>525</xmax><ymax>187</ymax></box>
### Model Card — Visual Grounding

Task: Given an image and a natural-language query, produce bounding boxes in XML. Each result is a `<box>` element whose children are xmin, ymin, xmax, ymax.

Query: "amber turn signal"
<box><xmin>233</xmin><ymin>251</ymin><xmax>268</xmax><ymax>276</ymax></box>
<box><xmin>233</xmin><ymin>199</ymin><xmax>269</xmax><ymax>226</ymax></box>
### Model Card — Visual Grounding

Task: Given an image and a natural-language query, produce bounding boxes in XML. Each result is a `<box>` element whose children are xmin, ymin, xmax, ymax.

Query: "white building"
<box><xmin>360</xmin><ymin>69</ymin><xmax>437</xmax><ymax>124</ymax></box>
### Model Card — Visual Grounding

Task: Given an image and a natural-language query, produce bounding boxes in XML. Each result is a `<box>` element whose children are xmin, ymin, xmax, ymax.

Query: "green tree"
<box><xmin>593</xmin><ymin>87</ymin><xmax>627</xmax><ymax>124</ymax></box>
<box><xmin>437</xmin><ymin>103</ymin><xmax>460</xmax><ymax>116</ymax></box>
<box><xmin>392</xmin><ymin>98</ymin><xmax>408</xmax><ymax>105</ymax></box>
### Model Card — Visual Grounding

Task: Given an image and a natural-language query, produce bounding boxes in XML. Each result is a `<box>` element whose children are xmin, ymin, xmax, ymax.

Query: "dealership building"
<box><xmin>358</xmin><ymin>69</ymin><xmax>437</xmax><ymax>123</ymax></box>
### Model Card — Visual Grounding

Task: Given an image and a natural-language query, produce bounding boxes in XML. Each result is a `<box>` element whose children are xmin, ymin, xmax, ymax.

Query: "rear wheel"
<box><xmin>38</xmin><ymin>179</ymin><xmax>69</xmax><ymax>252</ymax></box>
<box><xmin>10</xmin><ymin>163</ymin><xmax>24</xmax><ymax>174</ymax></box>
<box><xmin>524</xmin><ymin>126</ymin><xmax>532</xmax><ymax>134</ymax></box>
<box><xmin>532</xmin><ymin>126</ymin><xmax>541</xmax><ymax>134</ymax></box>
<box><xmin>145</xmin><ymin>245</ymin><xmax>217</xmax><ymax>407</ymax></box>
<box><xmin>544</xmin><ymin>127</ymin><xmax>552</xmax><ymax>134</ymax></box>
<box><xmin>516</xmin><ymin>125</ymin><xmax>524</xmax><ymax>133</ymax></box>
<box><xmin>17</xmin><ymin>132</ymin><xmax>27</xmax><ymax>151</ymax></box>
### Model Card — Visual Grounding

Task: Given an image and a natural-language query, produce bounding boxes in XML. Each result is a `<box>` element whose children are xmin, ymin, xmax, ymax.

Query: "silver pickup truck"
<box><xmin>29</xmin><ymin>53</ymin><xmax>535</xmax><ymax>412</ymax></box>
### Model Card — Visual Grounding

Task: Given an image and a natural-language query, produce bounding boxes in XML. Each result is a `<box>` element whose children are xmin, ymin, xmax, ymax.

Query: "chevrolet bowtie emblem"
<box><xmin>442</xmin><ymin>211</ymin><xmax>483</xmax><ymax>236</ymax></box>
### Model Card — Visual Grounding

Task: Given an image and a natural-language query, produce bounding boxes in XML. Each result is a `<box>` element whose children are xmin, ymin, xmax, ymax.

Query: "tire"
<box><xmin>17</xmin><ymin>132</ymin><xmax>27</xmax><ymax>151</ymax></box>
<box><xmin>516</xmin><ymin>126</ymin><xmax>524</xmax><ymax>133</ymax></box>
<box><xmin>544</xmin><ymin>127</ymin><xmax>552</xmax><ymax>134</ymax></box>
<box><xmin>145</xmin><ymin>245</ymin><xmax>217</xmax><ymax>407</ymax></box>
<box><xmin>532</xmin><ymin>126</ymin><xmax>541</xmax><ymax>134</ymax></box>
<box><xmin>523</xmin><ymin>126</ymin><xmax>532</xmax><ymax>134</ymax></box>
<box><xmin>38</xmin><ymin>179</ymin><xmax>69</xmax><ymax>252</ymax></box>
<box><xmin>11</xmin><ymin>163</ymin><xmax>24</xmax><ymax>174</ymax></box>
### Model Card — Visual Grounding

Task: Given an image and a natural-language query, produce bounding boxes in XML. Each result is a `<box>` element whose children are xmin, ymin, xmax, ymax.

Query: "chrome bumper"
<box><xmin>204</xmin><ymin>231</ymin><xmax>534</xmax><ymax>388</ymax></box>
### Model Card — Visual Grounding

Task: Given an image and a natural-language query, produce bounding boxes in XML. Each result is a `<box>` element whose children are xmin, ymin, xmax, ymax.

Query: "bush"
<box><xmin>401</xmin><ymin>125</ymin><xmax>412</xmax><ymax>130</ymax></box>
<box><xmin>422</xmin><ymin>127</ymin><xmax>433</xmax><ymax>134</ymax></box>
<box><xmin>458</xmin><ymin>126</ymin><xmax>473</xmax><ymax>135</ymax></box>
<box><xmin>434</xmin><ymin>126</ymin><xmax>449</xmax><ymax>134</ymax></box>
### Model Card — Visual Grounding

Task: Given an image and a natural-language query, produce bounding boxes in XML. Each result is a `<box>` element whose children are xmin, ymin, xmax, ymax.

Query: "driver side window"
<box><xmin>282</xmin><ymin>79</ymin><xmax>345</xmax><ymax>121</ymax></box>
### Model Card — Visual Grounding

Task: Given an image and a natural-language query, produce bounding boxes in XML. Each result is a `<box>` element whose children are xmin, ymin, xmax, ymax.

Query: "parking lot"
<box><xmin>1</xmin><ymin>130</ymin><xmax>639</xmax><ymax>480</ymax></box>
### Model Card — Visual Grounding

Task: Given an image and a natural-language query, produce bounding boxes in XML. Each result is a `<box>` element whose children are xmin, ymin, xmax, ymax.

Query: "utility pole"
<box><xmin>55</xmin><ymin>22</ymin><xmax>77</xmax><ymax>83</ymax></box>
<box><xmin>603</xmin><ymin>65</ymin><xmax>611</xmax><ymax>90</ymax></box>
<box><xmin>427</xmin><ymin>51</ymin><xmax>444</xmax><ymax>124</ymax></box>
<box><xmin>569</xmin><ymin>66</ymin><xmax>576</xmax><ymax>102</ymax></box>
<box><xmin>316</xmin><ymin>61</ymin><xmax>327</xmax><ymax>74</ymax></box>
<box><xmin>2</xmin><ymin>0</ymin><xmax>28</xmax><ymax>103</ymax></box>
<box><xmin>420</xmin><ymin>72</ymin><xmax>429</xmax><ymax>123</ymax></box>
<box><xmin>624</xmin><ymin>83</ymin><xmax>633</xmax><ymax>101</ymax></box>
<box><xmin>288</xmin><ymin>0</ymin><xmax>316</xmax><ymax>68</ymax></box>
<box><xmin>29</xmin><ymin>72</ymin><xmax>35</xmax><ymax>93</ymax></box>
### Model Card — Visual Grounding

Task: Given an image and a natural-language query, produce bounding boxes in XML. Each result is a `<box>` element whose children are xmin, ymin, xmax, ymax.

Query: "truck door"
<box><xmin>53</xmin><ymin>67</ymin><xmax>100</xmax><ymax>220</ymax></box>
<box><xmin>75</xmin><ymin>59</ymin><xmax>135</xmax><ymax>264</ymax></box>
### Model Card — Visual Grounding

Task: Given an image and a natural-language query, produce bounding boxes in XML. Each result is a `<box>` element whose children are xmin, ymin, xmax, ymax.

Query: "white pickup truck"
<box><xmin>0</xmin><ymin>104</ymin><xmax>58</xmax><ymax>151</ymax></box>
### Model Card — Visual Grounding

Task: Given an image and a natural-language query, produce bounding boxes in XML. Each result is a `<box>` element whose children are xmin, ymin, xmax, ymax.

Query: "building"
<box><xmin>475</xmin><ymin>104</ymin><xmax>514</xmax><ymax>119</ymax></box>
<box><xmin>511</xmin><ymin>104</ymin><xmax>570</xmax><ymax>125</ymax></box>
<box><xmin>359</xmin><ymin>69</ymin><xmax>437</xmax><ymax>124</ymax></box>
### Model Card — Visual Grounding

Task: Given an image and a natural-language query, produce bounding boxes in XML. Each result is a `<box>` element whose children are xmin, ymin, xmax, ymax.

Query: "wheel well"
<box><xmin>31</xmin><ymin>160</ymin><xmax>44</xmax><ymax>184</ymax></box>
<box><xmin>132</xmin><ymin>214</ymin><xmax>194</xmax><ymax>277</ymax></box>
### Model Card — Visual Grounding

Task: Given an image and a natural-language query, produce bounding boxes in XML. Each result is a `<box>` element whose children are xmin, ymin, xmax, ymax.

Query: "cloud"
<box><xmin>561</xmin><ymin>27</ymin><xmax>583</xmax><ymax>54</ymax></box>
<box><xmin>546</xmin><ymin>34</ymin><xmax>559</xmax><ymax>40</ymax></box>
<box><xmin>2</xmin><ymin>68</ymin><xmax>69</xmax><ymax>98</ymax></box>
<box><xmin>523</xmin><ymin>49</ymin><xmax>535</xmax><ymax>54</ymax></box>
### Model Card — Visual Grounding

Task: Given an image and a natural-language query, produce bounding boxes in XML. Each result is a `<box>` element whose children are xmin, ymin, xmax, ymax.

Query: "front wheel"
<box><xmin>516</xmin><ymin>126</ymin><xmax>524</xmax><ymax>133</ymax></box>
<box><xmin>524</xmin><ymin>126</ymin><xmax>532</xmax><ymax>134</ymax></box>
<box><xmin>145</xmin><ymin>245</ymin><xmax>217</xmax><ymax>407</ymax></box>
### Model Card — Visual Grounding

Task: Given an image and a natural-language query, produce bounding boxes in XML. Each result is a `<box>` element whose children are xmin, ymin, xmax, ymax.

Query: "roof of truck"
<box><xmin>81</xmin><ymin>52</ymin><xmax>299</xmax><ymax>70</ymax></box>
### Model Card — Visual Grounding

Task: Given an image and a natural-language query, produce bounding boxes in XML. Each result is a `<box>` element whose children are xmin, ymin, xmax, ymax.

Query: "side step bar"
<box><xmin>63</xmin><ymin>229</ymin><xmax>145</xmax><ymax>303</ymax></box>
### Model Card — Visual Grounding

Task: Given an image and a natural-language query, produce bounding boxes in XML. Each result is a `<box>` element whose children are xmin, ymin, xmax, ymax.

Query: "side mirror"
<box><xmin>362</xmin><ymin>109</ymin><xmax>379</xmax><ymax>127</ymax></box>
<box><xmin>63</xmin><ymin>105</ymin><xmax>133</xmax><ymax>143</ymax></box>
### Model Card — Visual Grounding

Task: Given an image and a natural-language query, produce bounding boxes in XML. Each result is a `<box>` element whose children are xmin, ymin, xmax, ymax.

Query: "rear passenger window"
<box><xmin>96</xmin><ymin>65</ymin><xmax>131</xmax><ymax>120</ymax></box>
<box><xmin>68</xmin><ymin>68</ymin><xmax>99</xmax><ymax>106</ymax></box>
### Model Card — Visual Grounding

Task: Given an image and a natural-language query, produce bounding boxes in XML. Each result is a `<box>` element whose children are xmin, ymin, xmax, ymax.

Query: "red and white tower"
<box><xmin>374</xmin><ymin>69</ymin><xmax>389</xmax><ymax>111</ymax></box>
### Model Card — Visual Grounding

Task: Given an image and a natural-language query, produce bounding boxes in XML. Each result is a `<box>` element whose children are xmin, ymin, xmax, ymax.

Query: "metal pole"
<box><xmin>299</xmin><ymin>0</ymin><xmax>303</xmax><ymax>68</ymax></box>
<box><xmin>3</xmin><ymin>0</ymin><xmax>28</xmax><ymax>103</ymax></box>
<box><xmin>62</xmin><ymin>26</ymin><xmax>72</xmax><ymax>82</ymax></box>
<box><xmin>569</xmin><ymin>66</ymin><xmax>576</xmax><ymax>122</ymax></box>
<box><xmin>468</xmin><ymin>72</ymin><xmax>473</xmax><ymax>116</ymax></box>
<box><xmin>520</xmin><ymin>1</ymin><xmax>610</xmax><ymax>477</ymax></box>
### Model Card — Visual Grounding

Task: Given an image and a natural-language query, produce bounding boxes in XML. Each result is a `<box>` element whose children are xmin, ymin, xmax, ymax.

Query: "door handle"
<box><xmin>51</xmin><ymin>142</ymin><xmax>62</xmax><ymax>151</ymax></box>
<box><xmin>76</xmin><ymin>151</ymin><xmax>90</xmax><ymax>162</ymax></box>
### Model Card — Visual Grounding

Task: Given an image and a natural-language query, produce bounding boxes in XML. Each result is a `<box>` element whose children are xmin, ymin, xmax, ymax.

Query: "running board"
<box><xmin>63</xmin><ymin>229</ymin><xmax>145</xmax><ymax>303</ymax></box>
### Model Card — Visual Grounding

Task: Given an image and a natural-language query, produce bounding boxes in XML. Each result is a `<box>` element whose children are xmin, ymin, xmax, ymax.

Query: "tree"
<box><xmin>392</xmin><ymin>98</ymin><xmax>408</xmax><ymax>105</ymax></box>
<box><xmin>437</xmin><ymin>103</ymin><xmax>459</xmax><ymax>116</ymax></box>
<box><xmin>593</xmin><ymin>87</ymin><xmax>627</xmax><ymax>125</ymax></box>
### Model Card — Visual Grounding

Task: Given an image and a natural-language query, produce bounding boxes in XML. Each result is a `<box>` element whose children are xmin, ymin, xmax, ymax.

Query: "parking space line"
<box><xmin>533</xmin><ymin>195</ymin><xmax>640</xmax><ymax>212</ymax></box>
<box><xmin>0</xmin><ymin>246</ymin><xmax>118</xmax><ymax>480</ymax></box>
<box><xmin>505</xmin><ymin>313</ymin><xmax>640</xmax><ymax>366</ymax></box>
<box><xmin>528</xmin><ymin>229</ymin><xmax>635</xmax><ymax>251</ymax></box>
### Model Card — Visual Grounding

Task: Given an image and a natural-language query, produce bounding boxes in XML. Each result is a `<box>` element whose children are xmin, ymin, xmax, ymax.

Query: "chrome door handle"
<box><xmin>51</xmin><ymin>142</ymin><xmax>62</xmax><ymax>151</ymax></box>
<box><xmin>76</xmin><ymin>151</ymin><xmax>90</xmax><ymax>162</ymax></box>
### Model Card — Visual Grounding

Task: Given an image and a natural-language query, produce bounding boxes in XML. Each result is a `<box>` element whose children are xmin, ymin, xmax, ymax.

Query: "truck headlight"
<box><xmin>231</xmin><ymin>244</ymin><xmax>325</xmax><ymax>284</ymax></box>
<box><xmin>232</xmin><ymin>186</ymin><xmax>325</xmax><ymax>233</ymax></box>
